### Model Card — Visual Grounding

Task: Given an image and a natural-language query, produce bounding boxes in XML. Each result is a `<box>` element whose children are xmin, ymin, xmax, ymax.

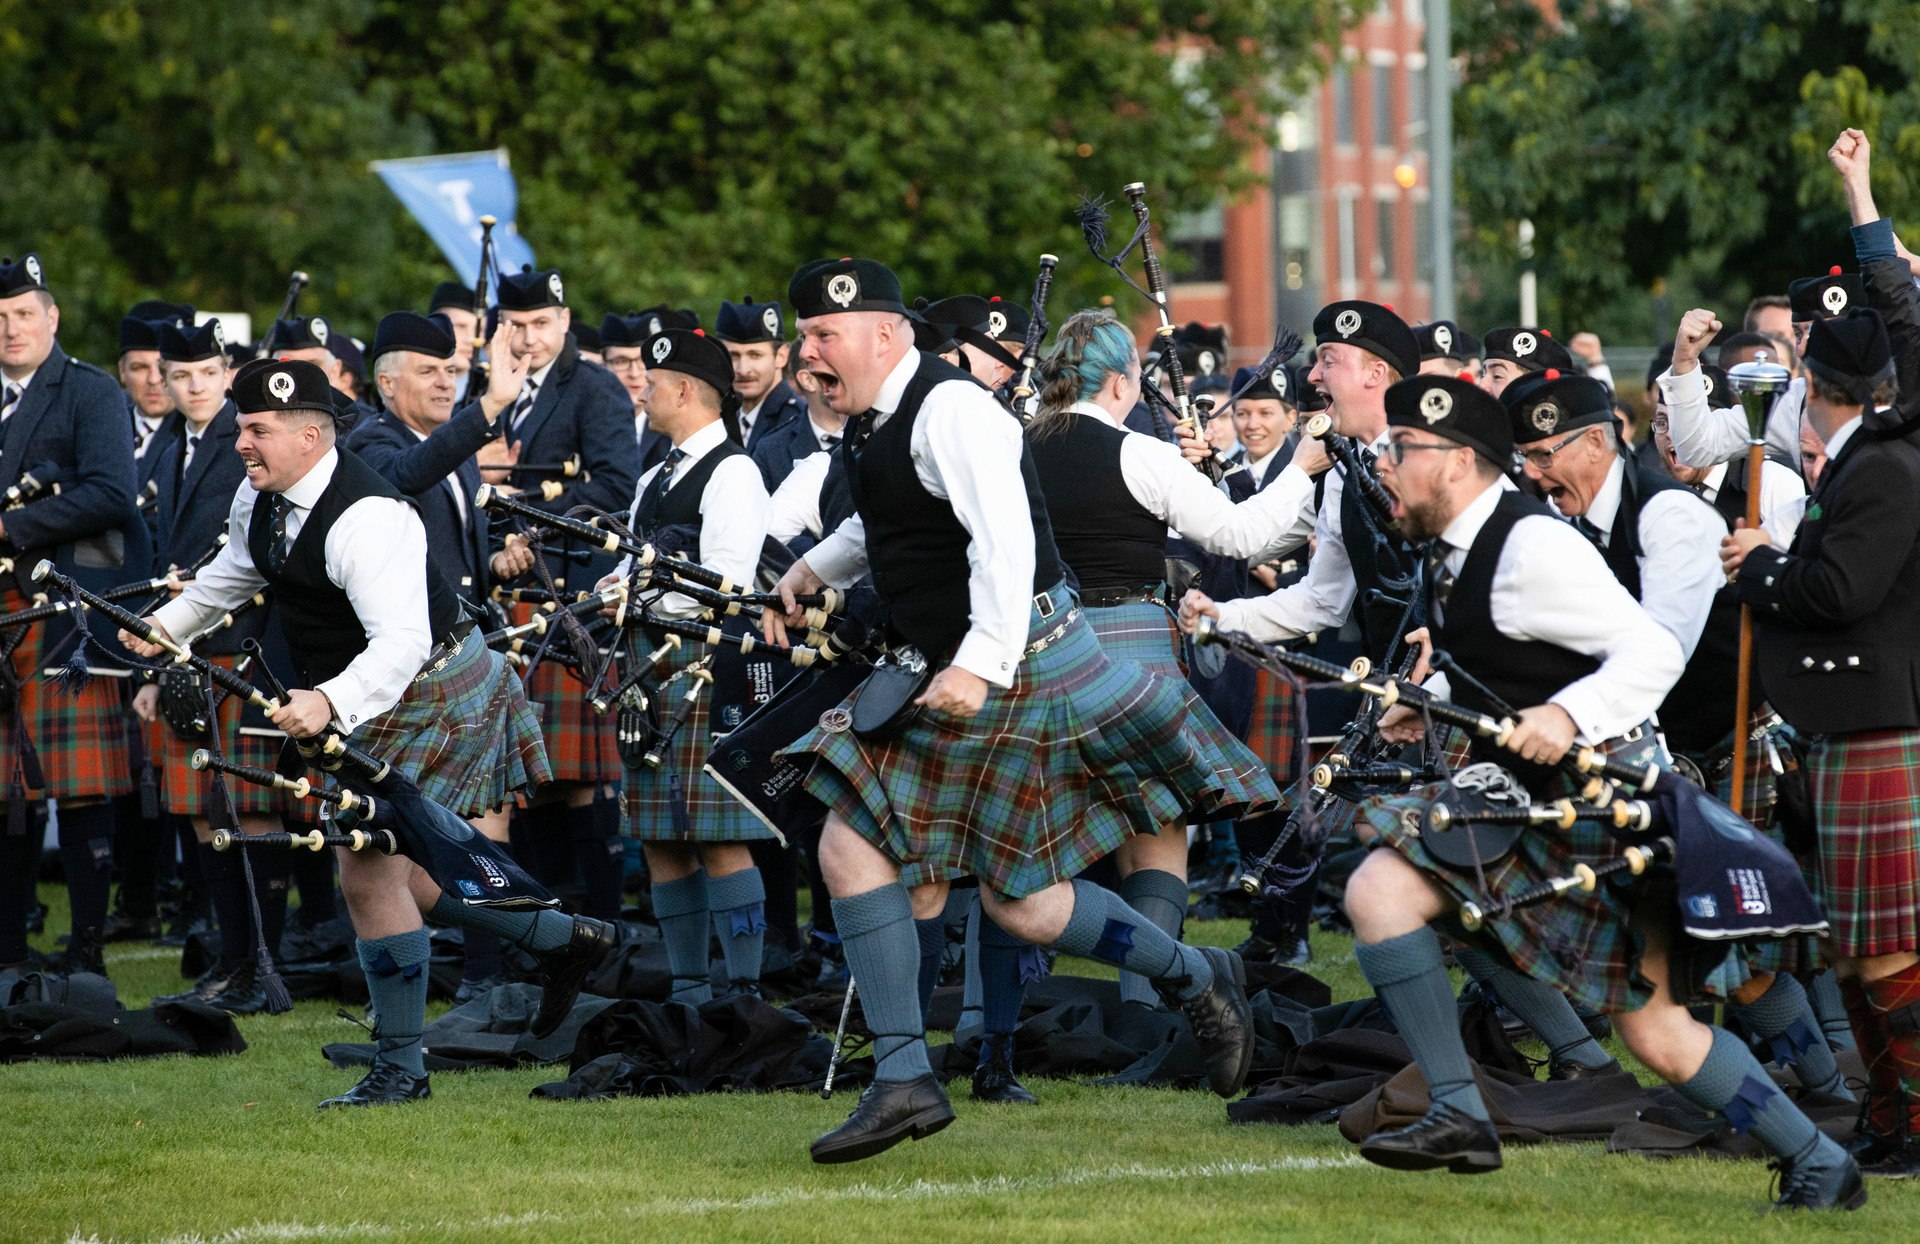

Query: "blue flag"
<box><xmin>371</xmin><ymin>149</ymin><xmax>538</xmax><ymax>291</ymax></box>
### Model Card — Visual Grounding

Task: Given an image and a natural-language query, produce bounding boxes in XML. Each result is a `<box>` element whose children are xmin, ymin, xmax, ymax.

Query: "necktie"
<box><xmin>640</xmin><ymin>447</ymin><xmax>686</xmax><ymax>520</ymax></box>
<box><xmin>263</xmin><ymin>493</ymin><xmax>293</xmax><ymax>575</ymax></box>
<box><xmin>1427</xmin><ymin>547</ymin><xmax>1456</xmax><ymax>619</ymax></box>
<box><xmin>507</xmin><ymin>378</ymin><xmax>539</xmax><ymax>436</ymax></box>
<box><xmin>821</xmin><ymin>433</ymin><xmax>842</xmax><ymax>452</ymax></box>
<box><xmin>1572</xmin><ymin>515</ymin><xmax>1606</xmax><ymax>549</ymax></box>
<box><xmin>0</xmin><ymin>384</ymin><xmax>20</xmax><ymax>425</ymax></box>
<box><xmin>180</xmin><ymin>433</ymin><xmax>201</xmax><ymax>479</ymax></box>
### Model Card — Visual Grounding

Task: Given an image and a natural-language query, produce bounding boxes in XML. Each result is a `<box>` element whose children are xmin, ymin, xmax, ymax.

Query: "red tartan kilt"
<box><xmin>153</xmin><ymin>656</ymin><xmax>281</xmax><ymax>818</ymax></box>
<box><xmin>511</xmin><ymin>602</ymin><xmax>618</xmax><ymax>785</ymax></box>
<box><xmin>1808</xmin><ymin>729</ymin><xmax>1920</xmax><ymax>957</ymax></box>
<box><xmin>1246</xmin><ymin>666</ymin><xmax>1302</xmax><ymax>782</ymax></box>
<box><xmin>2</xmin><ymin>587</ymin><xmax>133</xmax><ymax>800</ymax></box>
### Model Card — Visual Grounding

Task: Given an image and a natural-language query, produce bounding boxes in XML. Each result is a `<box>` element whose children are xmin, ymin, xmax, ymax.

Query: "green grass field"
<box><xmin>5</xmin><ymin>884</ymin><xmax>1914</xmax><ymax>1244</ymax></box>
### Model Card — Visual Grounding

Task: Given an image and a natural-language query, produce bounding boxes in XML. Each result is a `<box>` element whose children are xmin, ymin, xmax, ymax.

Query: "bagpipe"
<box><xmin>1195</xmin><ymin>616</ymin><xmax>1827</xmax><ymax>944</ymax></box>
<box><xmin>1304</xmin><ymin>412</ymin><xmax>1398</xmax><ymax>526</ymax></box>
<box><xmin>253</xmin><ymin>270</ymin><xmax>310</xmax><ymax>361</ymax></box>
<box><xmin>2</xmin><ymin>464</ymin><xmax>62</xmax><ymax>512</ymax></box>
<box><xmin>1007</xmin><ymin>253</ymin><xmax>1059</xmax><ymax>422</ymax></box>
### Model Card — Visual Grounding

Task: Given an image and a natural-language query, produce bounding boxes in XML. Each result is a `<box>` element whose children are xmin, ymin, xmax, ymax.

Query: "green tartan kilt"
<box><xmin>622</xmin><ymin>637</ymin><xmax>771</xmax><ymax>844</ymax></box>
<box><xmin>342</xmin><ymin>632</ymin><xmax>551</xmax><ymax>817</ymax></box>
<box><xmin>1355</xmin><ymin>730</ymin><xmax>1672</xmax><ymax>1014</ymax></box>
<box><xmin>782</xmin><ymin>592</ymin><xmax>1280</xmax><ymax>900</ymax></box>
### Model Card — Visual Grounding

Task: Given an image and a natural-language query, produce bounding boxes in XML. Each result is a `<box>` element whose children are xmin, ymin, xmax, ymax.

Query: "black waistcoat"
<box><xmin>1026</xmin><ymin>414</ymin><xmax>1165</xmax><ymax>593</ymax></box>
<box><xmin>1339</xmin><ymin>452</ymin><xmax>1425</xmax><ymax>662</ymax></box>
<box><xmin>848</xmin><ymin>352</ymin><xmax>1063</xmax><ymax>656</ymax></box>
<box><xmin>819</xmin><ymin>453</ymin><xmax>856</xmax><ymax>536</ymax></box>
<box><xmin>1436</xmin><ymin>490</ymin><xmax>1602</xmax><ymax>793</ymax></box>
<box><xmin>246</xmin><ymin>449</ymin><xmax>460</xmax><ymax>687</ymax></box>
<box><xmin>1596</xmin><ymin>457</ymin><xmax>1697</xmax><ymax>597</ymax></box>
<box><xmin>635</xmin><ymin>435</ymin><xmax>747</xmax><ymax>541</ymax></box>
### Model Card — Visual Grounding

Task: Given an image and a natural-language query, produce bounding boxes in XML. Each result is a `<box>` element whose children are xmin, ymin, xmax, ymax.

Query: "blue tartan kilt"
<box><xmin>622</xmin><ymin>636</ymin><xmax>772</xmax><ymax>844</ymax></box>
<box><xmin>781</xmin><ymin>586</ymin><xmax>1281</xmax><ymax>900</ymax></box>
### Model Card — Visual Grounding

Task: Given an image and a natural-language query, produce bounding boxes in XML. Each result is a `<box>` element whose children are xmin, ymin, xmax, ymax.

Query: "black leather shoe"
<box><xmin>529</xmin><ymin>915</ymin><xmax>618</xmax><ymax>1039</ymax></box>
<box><xmin>1574</xmin><ymin>1000</ymin><xmax>1613</xmax><ymax>1043</ymax></box>
<box><xmin>1771</xmin><ymin>1143</ymin><xmax>1867</xmax><ymax>1210</ymax></box>
<box><xmin>722</xmin><ymin>978</ymin><xmax>764</xmax><ymax>1002</ymax></box>
<box><xmin>1231</xmin><ymin>934</ymin><xmax>1283</xmax><ymax>965</ymax></box>
<box><xmin>1547</xmin><ymin>1056</ymin><xmax>1625</xmax><ymax>1082</ymax></box>
<box><xmin>810</xmin><ymin>1073</ymin><xmax>954</xmax><ymax>1164</ymax></box>
<box><xmin>1280</xmin><ymin>936</ymin><xmax>1312</xmax><ymax>967</ymax></box>
<box><xmin>58</xmin><ymin>928</ymin><xmax>107</xmax><ymax>977</ymax></box>
<box><xmin>1359</xmin><ymin>1103</ymin><xmax>1504</xmax><ymax>1174</ymax></box>
<box><xmin>102</xmin><ymin>912</ymin><xmax>163</xmax><ymax>943</ymax></box>
<box><xmin>971</xmin><ymin>1034</ymin><xmax>1037</xmax><ymax>1105</ymax></box>
<box><xmin>154</xmin><ymin>966</ymin><xmax>234</xmax><ymax>1005</ymax></box>
<box><xmin>318</xmin><ymin>1059</ymin><xmax>431</xmax><ymax>1109</ymax></box>
<box><xmin>1860</xmin><ymin>1137</ymin><xmax>1920</xmax><ymax>1180</ymax></box>
<box><xmin>1155</xmin><ymin>945</ymin><xmax>1254</xmax><ymax>1098</ymax></box>
<box><xmin>207</xmin><ymin>966</ymin><xmax>268</xmax><ymax>1016</ymax></box>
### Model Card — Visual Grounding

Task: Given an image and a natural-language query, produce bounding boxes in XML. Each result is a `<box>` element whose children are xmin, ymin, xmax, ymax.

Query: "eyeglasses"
<box><xmin>1382</xmin><ymin>438</ymin><xmax>1463</xmax><ymax>466</ymax></box>
<box><xmin>1517</xmin><ymin>429</ymin><xmax>1590</xmax><ymax>469</ymax></box>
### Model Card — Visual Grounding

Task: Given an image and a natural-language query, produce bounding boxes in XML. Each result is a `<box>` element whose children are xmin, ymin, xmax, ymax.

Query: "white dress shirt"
<box><xmin>1070</xmin><ymin>400</ymin><xmax>1314</xmax><ymax>558</ymax></box>
<box><xmin>1696</xmin><ymin>458</ymin><xmax>1807</xmax><ymax>548</ymax></box>
<box><xmin>768</xmin><ymin>450</ymin><xmax>833</xmax><ymax>543</ymax></box>
<box><xmin>1572</xmin><ymin>457</ymin><xmax>1725</xmax><ymax>659</ymax></box>
<box><xmin>1425</xmin><ymin>479</ymin><xmax>1685</xmax><ymax>743</ymax></box>
<box><xmin>1215</xmin><ymin>428</ymin><xmax>1391</xmax><ymax>641</ymax></box>
<box><xmin>613</xmin><ymin>418</ymin><xmax>771</xmax><ymax>620</ymax></box>
<box><xmin>1657</xmin><ymin>365</ymin><xmax>1804</xmax><ymax>470</ymax></box>
<box><xmin>806</xmin><ymin>348</ymin><xmax>1036</xmax><ymax>688</ymax></box>
<box><xmin>152</xmin><ymin>448</ymin><xmax>433</xmax><ymax>731</ymax></box>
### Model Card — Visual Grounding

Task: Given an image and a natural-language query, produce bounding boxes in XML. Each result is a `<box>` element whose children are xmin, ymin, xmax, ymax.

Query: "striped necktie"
<box><xmin>507</xmin><ymin>378</ymin><xmax>539</xmax><ymax>436</ymax></box>
<box><xmin>0</xmin><ymin>383</ymin><xmax>20</xmax><ymax>425</ymax></box>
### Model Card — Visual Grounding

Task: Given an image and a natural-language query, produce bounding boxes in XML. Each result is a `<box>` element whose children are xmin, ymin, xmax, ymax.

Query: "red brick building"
<box><xmin>1167</xmin><ymin>3</ymin><xmax>1435</xmax><ymax>368</ymax></box>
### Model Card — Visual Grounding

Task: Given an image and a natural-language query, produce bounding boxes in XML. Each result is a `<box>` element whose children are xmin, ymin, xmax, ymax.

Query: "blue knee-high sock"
<box><xmin>1051</xmin><ymin>879</ymin><xmax>1212</xmax><ymax>1001</ymax></box>
<box><xmin>1676</xmin><ymin>1026</ymin><xmax>1844</xmax><ymax>1166</ymax></box>
<box><xmin>357</xmin><ymin>929</ymin><xmax>431</xmax><ymax>1077</ymax></box>
<box><xmin>1452</xmin><ymin>943</ymin><xmax>1612</xmax><ymax>1070</ymax></box>
<box><xmin>1802</xmin><ymin>969</ymin><xmax>1856</xmax><ymax>1052</ymax></box>
<box><xmin>1731</xmin><ymin>973</ymin><xmax>1850</xmax><ymax>1098</ymax></box>
<box><xmin>979</xmin><ymin>913</ymin><xmax>1043</xmax><ymax>1036</ymax></box>
<box><xmin>1116</xmin><ymin>869</ymin><xmax>1188</xmax><ymax>1007</ymax></box>
<box><xmin>915</xmin><ymin>917</ymin><xmax>947</xmax><ymax>1021</ymax></box>
<box><xmin>707</xmin><ymin>867</ymin><xmax>766</xmax><ymax>985</ymax></box>
<box><xmin>956</xmin><ymin>895</ymin><xmax>985</xmax><ymax>1044</ymax></box>
<box><xmin>1355</xmin><ymin>927</ymin><xmax>1488</xmax><ymax>1121</ymax></box>
<box><xmin>425</xmin><ymin>893</ymin><xmax>573</xmax><ymax>954</ymax></box>
<box><xmin>652</xmin><ymin>872</ymin><xmax>713</xmax><ymax>1004</ymax></box>
<box><xmin>833</xmin><ymin>883</ymin><xmax>933</xmax><ymax>1082</ymax></box>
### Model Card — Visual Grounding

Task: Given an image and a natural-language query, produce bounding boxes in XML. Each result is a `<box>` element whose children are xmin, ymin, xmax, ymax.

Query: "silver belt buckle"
<box><xmin>1034</xmin><ymin>589</ymin><xmax>1057</xmax><ymax>620</ymax></box>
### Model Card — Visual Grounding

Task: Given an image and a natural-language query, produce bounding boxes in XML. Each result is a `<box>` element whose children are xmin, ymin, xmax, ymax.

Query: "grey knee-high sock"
<box><xmin>1802</xmin><ymin>969</ymin><xmax>1856</xmax><ymax>1052</ymax></box>
<box><xmin>1452</xmin><ymin>943</ymin><xmax>1612</xmax><ymax>1070</ymax></box>
<box><xmin>832</xmin><ymin>883</ymin><xmax>933</xmax><ymax>1082</ymax></box>
<box><xmin>1356</xmin><ymin>927</ymin><xmax>1488</xmax><ymax>1120</ymax></box>
<box><xmin>915</xmin><ymin>917</ymin><xmax>947</xmax><ymax>1020</ymax></box>
<box><xmin>425</xmin><ymin>893</ymin><xmax>574</xmax><ymax>954</ymax></box>
<box><xmin>357</xmin><ymin>929</ymin><xmax>431</xmax><ymax>1077</ymax></box>
<box><xmin>1051</xmin><ymin>879</ymin><xmax>1211</xmax><ymax>1000</ymax></box>
<box><xmin>1676</xmin><ymin>1026</ymin><xmax>1843</xmax><ymax>1166</ymax></box>
<box><xmin>707</xmin><ymin>867</ymin><xmax>766</xmax><ymax>985</ymax></box>
<box><xmin>956</xmin><ymin>894</ymin><xmax>985</xmax><ymax>1046</ymax></box>
<box><xmin>1732</xmin><ymin>973</ymin><xmax>1850</xmax><ymax>1098</ymax></box>
<box><xmin>652</xmin><ymin>872</ymin><xmax>713</xmax><ymax>1004</ymax></box>
<box><xmin>1116</xmin><ymin>869</ymin><xmax>1188</xmax><ymax>1007</ymax></box>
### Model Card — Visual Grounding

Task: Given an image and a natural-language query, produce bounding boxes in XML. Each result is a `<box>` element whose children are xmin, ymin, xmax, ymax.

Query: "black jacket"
<box><xmin>346</xmin><ymin>403</ymin><xmax>496</xmax><ymax>608</ymax></box>
<box><xmin>749</xmin><ymin>401</ymin><xmax>835</xmax><ymax>490</ymax></box>
<box><xmin>152</xmin><ymin>403</ymin><xmax>265</xmax><ymax>657</ymax></box>
<box><xmin>742</xmin><ymin>379</ymin><xmax>807</xmax><ymax>456</ymax></box>
<box><xmin>1738</xmin><ymin>255</ymin><xmax>1920</xmax><ymax>734</ymax></box>
<box><xmin>506</xmin><ymin>340</ymin><xmax>643</xmax><ymax>586</ymax></box>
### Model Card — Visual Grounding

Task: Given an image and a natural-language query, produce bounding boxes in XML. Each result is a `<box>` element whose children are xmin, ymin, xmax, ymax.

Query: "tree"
<box><xmin>1451</xmin><ymin>0</ymin><xmax>1917</xmax><ymax>343</ymax></box>
<box><xmin>0</xmin><ymin>0</ymin><xmax>1362</xmax><ymax>363</ymax></box>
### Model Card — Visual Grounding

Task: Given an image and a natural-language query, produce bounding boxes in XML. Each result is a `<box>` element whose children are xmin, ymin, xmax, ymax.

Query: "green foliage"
<box><xmin>1452</xmin><ymin>0</ymin><xmax>1917</xmax><ymax>342</ymax></box>
<box><xmin>0</xmin><ymin>0</ymin><xmax>1362</xmax><ymax>362</ymax></box>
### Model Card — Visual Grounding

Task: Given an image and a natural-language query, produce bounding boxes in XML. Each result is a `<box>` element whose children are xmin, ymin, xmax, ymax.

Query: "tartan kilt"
<box><xmin>1806</xmin><ymin>729</ymin><xmax>1920</xmax><ymax>957</ymax></box>
<box><xmin>1</xmin><ymin>588</ymin><xmax>132</xmax><ymax>801</ymax></box>
<box><xmin>782</xmin><ymin>592</ymin><xmax>1281</xmax><ymax>900</ymax></box>
<box><xmin>155</xmin><ymin>656</ymin><xmax>279</xmax><ymax>818</ymax></box>
<box><xmin>1705</xmin><ymin>706</ymin><xmax>1815</xmax><ymax>976</ymax></box>
<box><xmin>1246</xmin><ymin>666</ymin><xmax>1304</xmax><ymax>782</ymax></box>
<box><xmin>1356</xmin><ymin>730</ymin><xmax>1665</xmax><ymax>1013</ymax></box>
<box><xmin>622</xmin><ymin>637</ymin><xmax>770</xmax><ymax>844</ymax></box>
<box><xmin>344</xmin><ymin>632</ymin><xmax>551</xmax><ymax>818</ymax></box>
<box><xmin>511</xmin><ymin>601</ymin><xmax>620</xmax><ymax>785</ymax></box>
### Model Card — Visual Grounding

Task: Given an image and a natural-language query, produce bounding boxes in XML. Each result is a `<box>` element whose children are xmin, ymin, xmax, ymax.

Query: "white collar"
<box><xmin>1069</xmin><ymin>398</ymin><xmax>1122</xmax><ymax>429</ymax></box>
<box><xmin>1823</xmin><ymin>414</ymin><xmax>1865</xmax><ymax>462</ymax></box>
<box><xmin>1700</xmin><ymin>460</ymin><xmax>1728</xmax><ymax>500</ymax></box>
<box><xmin>1438</xmin><ymin>477</ymin><xmax>1515</xmax><ymax>558</ymax></box>
<box><xmin>1572</xmin><ymin>456</ymin><xmax>1627</xmax><ymax>540</ymax></box>
<box><xmin>279</xmin><ymin>447</ymin><xmax>339</xmax><ymax>511</ymax></box>
<box><xmin>671</xmin><ymin>417</ymin><xmax>731</xmax><ymax>463</ymax></box>
<box><xmin>3</xmin><ymin>366</ymin><xmax>38</xmax><ymax>394</ymax></box>
<box><xmin>527</xmin><ymin>357</ymin><xmax>557</xmax><ymax>390</ymax></box>
<box><xmin>869</xmin><ymin>348</ymin><xmax>921</xmax><ymax>419</ymax></box>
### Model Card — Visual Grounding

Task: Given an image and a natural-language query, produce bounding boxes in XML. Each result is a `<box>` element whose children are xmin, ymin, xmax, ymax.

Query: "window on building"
<box><xmin>1374</xmin><ymin>195</ymin><xmax>1398</xmax><ymax>281</ymax></box>
<box><xmin>1279</xmin><ymin>194</ymin><xmax>1312</xmax><ymax>292</ymax></box>
<box><xmin>1413</xmin><ymin>198</ymin><xmax>1434</xmax><ymax>285</ymax></box>
<box><xmin>1407</xmin><ymin>64</ymin><xmax>1427</xmax><ymax>140</ymax></box>
<box><xmin>1333</xmin><ymin>63</ymin><xmax>1355</xmax><ymax>147</ymax></box>
<box><xmin>1336</xmin><ymin>190</ymin><xmax>1358</xmax><ymax>293</ymax></box>
<box><xmin>1169</xmin><ymin>200</ymin><xmax>1225</xmax><ymax>284</ymax></box>
<box><xmin>1372</xmin><ymin>63</ymin><xmax>1395</xmax><ymax>149</ymax></box>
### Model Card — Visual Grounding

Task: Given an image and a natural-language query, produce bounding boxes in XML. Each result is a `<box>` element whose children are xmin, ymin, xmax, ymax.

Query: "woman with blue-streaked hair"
<box><xmin>1023</xmin><ymin>308</ymin><xmax>1316</xmax><ymax>1007</ymax></box>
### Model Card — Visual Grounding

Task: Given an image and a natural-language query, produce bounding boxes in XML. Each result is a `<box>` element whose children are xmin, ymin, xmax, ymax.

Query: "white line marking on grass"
<box><xmin>105</xmin><ymin>949</ymin><xmax>185</xmax><ymax>964</ymax></box>
<box><xmin>69</xmin><ymin>1154</ymin><xmax>1367</xmax><ymax>1244</ymax></box>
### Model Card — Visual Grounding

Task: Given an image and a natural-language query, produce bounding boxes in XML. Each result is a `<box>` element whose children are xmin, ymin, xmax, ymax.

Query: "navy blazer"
<box><xmin>133</xmin><ymin>405</ymin><xmax>182</xmax><ymax>544</ymax></box>
<box><xmin>152</xmin><ymin>402</ymin><xmax>266</xmax><ymax>656</ymax></box>
<box><xmin>505</xmin><ymin>339</ymin><xmax>643</xmax><ymax>587</ymax></box>
<box><xmin>0</xmin><ymin>341</ymin><xmax>148</xmax><ymax>652</ymax></box>
<box><xmin>347</xmin><ymin>403</ymin><xmax>495</xmax><ymax>608</ymax></box>
<box><xmin>742</xmin><ymin>379</ymin><xmax>807</xmax><ymax>454</ymax></box>
<box><xmin>749</xmin><ymin>406</ymin><xmax>837</xmax><ymax>491</ymax></box>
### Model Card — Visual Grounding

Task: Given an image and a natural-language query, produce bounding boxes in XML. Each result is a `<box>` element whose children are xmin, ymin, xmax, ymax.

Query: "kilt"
<box><xmin>1356</xmin><ymin>730</ymin><xmax>1665</xmax><ymax>1013</ymax></box>
<box><xmin>1806</xmin><ymin>729</ymin><xmax>1920</xmax><ymax>957</ymax></box>
<box><xmin>344</xmin><ymin>631</ymin><xmax>551</xmax><ymax>818</ymax></box>
<box><xmin>511</xmin><ymin>601</ymin><xmax>620</xmax><ymax>785</ymax></box>
<box><xmin>1246</xmin><ymin>666</ymin><xmax>1304</xmax><ymax>782</ymax></box>
<box><xmin>1705</xmin><ymin>707</ymin><xmax>1814</xmax><ymax>977</ymax></box>
<box><xmin>155</xmin><ymin>656</ymin><xmax>280</xmax><ymax>818</ymax></box>
<box><xmin>782</xmin><ymin>588</ymin><xmax>1281</xmax><ymax>900</ymax></box>
<box><xmin>623</xmin><ymin>637</ymin><xmax>770</xmax><ymax>844</ymax></box>
<box><xmin>2</xmin><ymin>587</ymin><xmax>132</xmax><ymax>801</ymax></box>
